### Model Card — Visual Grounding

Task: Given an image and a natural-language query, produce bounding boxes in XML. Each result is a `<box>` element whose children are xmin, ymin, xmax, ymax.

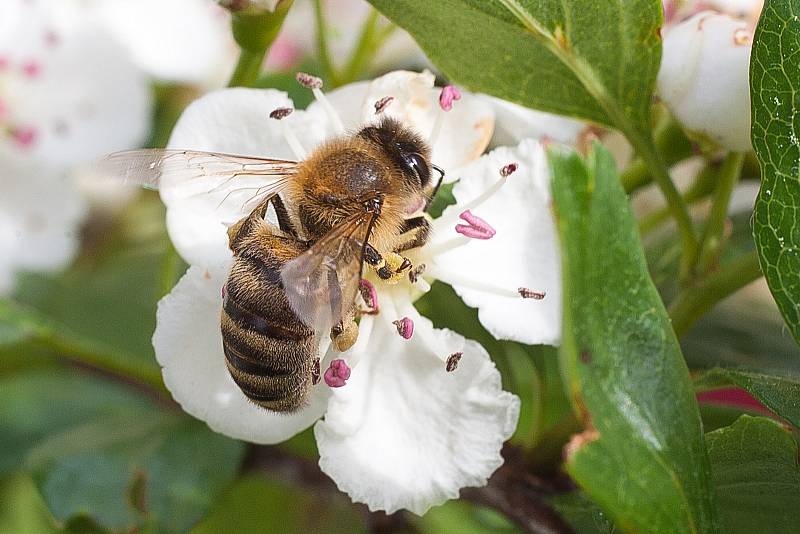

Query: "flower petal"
<box><xmin>314</xmin><ymin>302</ymin><xmax>519</xmax><ymax>515</ymax></box>
<box><xmin>431</xmin><ymin>139</ymin><xmax>562</xmax><ymax>346</ymax></box>
<box><xmin>152</xmin><ymin>264</ymin><xmax>330</xmax><ymax>444</ymax></box>
<box><xmin>315</xmin><ymin>71</ymin><xmax>495</xmax><ymax>176</ymax></box>
<box><xmin>480</xmin><ymin>94</ymin><xmax>586</xmax><ymax>146</ymax></box>
<box><xmin>0</xmin><ymin>154</ymin><xmax>87</xmax><ymax>295</ymax></box>
<box><xmin>164</xmin><ymin>87</ymin><xmax>328</xmax><ymax>267</ymax></box>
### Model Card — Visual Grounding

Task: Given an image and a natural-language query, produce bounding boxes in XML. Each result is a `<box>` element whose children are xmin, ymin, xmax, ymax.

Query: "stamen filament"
<box><xmin>425</xmin><ymin>266</ymin><xmax>520</xmax><ymax>298</ymax></box>
<box><xmin>312</xmin><ymin>87</ymin><xmax>345</xmax><ymax>135</ymax></box>
<box><xmin>424</xmin><ymin>236</ymin><xmax>470</xmax><ymax>256</ymax></box>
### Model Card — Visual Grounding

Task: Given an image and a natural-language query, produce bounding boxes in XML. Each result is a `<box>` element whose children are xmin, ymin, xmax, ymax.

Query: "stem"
<box><xmin>228</xmin><ymin>48</ymin><xmax>267</xmax><ymax>87</ymax></box>
<box><xmin>338</xmin><ymin>9</ymin><xmax>383</xmax><ymax>86</ymax></box>
<box><xmin>496</xmin><ymin>0</ymin><xmax>698</xmax><ymax>279</ymax></box>
<box><xmin>668</xmin><ymin>251</ymin><xmax>763</xmax><ymax>337</ymax></box>
<box><xmin>621</xmin><ymin>159</ymin><xmax>650</xmax><ymax>193</ymax></box>
<box><xmin>696</xmin><ymin>152</ymin><xmax>745</xmax><ymax>274</ymax></box>
<box><xmin>312</xmin><ymin>0</ymin><xmax>339</xmax><ymax>86</ymax></box>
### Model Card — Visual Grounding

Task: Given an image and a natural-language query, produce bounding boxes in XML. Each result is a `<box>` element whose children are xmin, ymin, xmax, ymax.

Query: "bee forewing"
<box><xmin>280</xmin><ymin>210</ymin><xmax>375</xmax><ymax>334</ymax></box>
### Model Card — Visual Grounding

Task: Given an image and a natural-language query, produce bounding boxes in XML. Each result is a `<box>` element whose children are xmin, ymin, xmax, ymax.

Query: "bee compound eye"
<box><xmin>402</xmin><ymin>152</ymin><xmax>430</xmax><ymax>187</ymax></box>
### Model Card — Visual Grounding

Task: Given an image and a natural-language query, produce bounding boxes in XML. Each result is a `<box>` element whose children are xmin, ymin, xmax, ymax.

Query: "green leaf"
<box><xmin>191</xmin><ymin>475</ymin><xmax>367</xmax><ymax>534</ymax></box>
<box><xmin>695</xmin><ymin>368</ymin><xmax>800</xmax><ymax>428</ymax></box>
<box><xmin>0</xmin><ymin>369</ymin><xmax>244</xmax><ymax>533</ymax></box>
<box><xmin>706</xmin><ymin>415</ymin><xmax>800</xmax><ymax>533</ymax></box>
<box><xmin>0</xmin><ymin>299</ymin><xmax>51</xmax><ymax>347</ymax></box>
<box><xmin>367</xmin><ymin>0</ymin><xmax>661</xmax><ymax>133</ymax></box>
<box><xmin>414</xmin><ymin>499</ymin><xmax>520</xmax><ymax>534</ymax></box>
<box><xmin>551</xmin><ymin>145</ymin><xmax>718</xmax><ymax>533</ymax></box>
<box><xmin>550</xmin><ymin>492</ymin><xmax>617</xmax><ymax>534</ymax></box>
<box><xmin>750</xmin><ymin>0</ymin><xmax>800</xmax><ymax>344</ymax></box>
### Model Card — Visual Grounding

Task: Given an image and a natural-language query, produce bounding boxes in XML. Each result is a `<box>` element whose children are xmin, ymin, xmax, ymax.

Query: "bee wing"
<box><xmin>91</xmin><ymin>149</ymin><xmax>299</xmax><ymax>216</ymax></box>
<box><xmin>280</xmin><ymin>207</ymin><xmax>378</xmax><ymax>334</ymax></box>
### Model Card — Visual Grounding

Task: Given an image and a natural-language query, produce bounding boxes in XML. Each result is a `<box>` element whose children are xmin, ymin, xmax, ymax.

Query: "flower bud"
<box><xmin>225</xmin><ymin>0</ymin><xmax>294</xmax><ymax>53</ymax></box>
<box><xmin>657</xmin><ymin>11</ymin><xmax>753</xmax><ymax>151</ymax></box>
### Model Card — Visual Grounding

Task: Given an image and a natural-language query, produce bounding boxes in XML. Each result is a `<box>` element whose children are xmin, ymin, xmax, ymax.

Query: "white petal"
<box><xmin>316</xmin><ymin>71</ymin><xmax>495</xmax><ymax>176</ymax></box>
<box><xmin>657</xmin><ymin>11</ymin><xmax>752</xmax><ymax>151</ymax></box>
<box><xmin>153</xmin><ymin>264</ymin><xmax>330</xmax><ymax>444</ymax></box>
<box><xmin>0</xmin><ymin>153</ymin><xmax>87</xmax><ymax>295</ymax></box>
<box><xmin>164</xmin><ymin>88</ymin><xmax>328</xmax><ymax>268</ymax></box>
<box><xmin>0</xmin><ymin>1</ymin><xmax>151</xmax><ymax>167</ymax></box>
<box><xmin>315</xmin><ymin>303</ymin><xmax>519</xmax><ymax>515</ymax></box>
<box><xmin>480</xmin><ymin>94</ymin><xmax>586</xmax><ymax>146</ymax></box>
<box><xmin>431</xmin><ymin>139</ymin><xmax>562</xmax><ymax>346</ymax></box>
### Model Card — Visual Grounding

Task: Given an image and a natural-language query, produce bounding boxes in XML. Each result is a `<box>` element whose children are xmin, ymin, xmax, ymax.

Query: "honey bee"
<box><xmin>102</xmin><ymin>117</ymin><xmax>444</xmax><ymax>412</ymax></box>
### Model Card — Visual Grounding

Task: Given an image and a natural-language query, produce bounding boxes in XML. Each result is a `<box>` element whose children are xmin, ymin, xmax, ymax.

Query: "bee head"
<box><xmin>356</xmin><ymin>117</ymin><xmax>434</xmax><ymax>194</ymax></box>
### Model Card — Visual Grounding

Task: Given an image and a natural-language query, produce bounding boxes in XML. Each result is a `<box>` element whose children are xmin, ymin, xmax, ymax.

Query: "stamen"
<box><xmin>311</xmin><ymin>357</ymin><xmax>321</xmax><ymax>385</ymax></box>
<box><xmin>455</xmin><ymin>209</ymin><xmax>496</xmax><ymax>240</ymax></box>
<box><xmin>424</xmin><ymin>236</ymin><xmax>470</xmax><ymax>257</ymax></box>
<box><xmin>374</xmin><ymin>96</ymin><xmax>394</xmax><ymax>114</ymax></box>
<box><xmin>10</xmin><ymin>126</ymin><xmax>37</xmax><ymax>148</ymax></box>
<box><xmin>324</xmin><ymin>358</ymin><xmax>351</xmax><ymax>387</ymax></box>
<box><xmin>437</xmin><ymin>162</ymin><xmax>520</xmax><ymax>228</ymax></box>
<box><xmin>21</xmin><ymin>61</ymin><xmax>41</xmax><ymax>79</ymax></box>
<box><xmin>392</xmin><ymin>317</ymin><xmax>414</xmax><ymax>340</ymax></box>
<box><xmin>446</xmin><ymin>352</ymin><xmax>462</xmax><ymax>372</ymax></box>
<box><xmin>518</xmin><ymin>287</ymin><xmax>546</xmax><ymax>300</ymax></box>
<box><xmin>500</xmin><ymin>162</ymin><xmax>518</xmax><ymax>177</ymax></box>
<box><xmin>408</xmin><ymin>263</ymin><xmax>427</xmax><ymax>284</ymax></box>
<box><xmin>269</xmin><ymin>106</ymin><xmax>307</xmax><ymax>160</ymax></box>
<box><xmin>425</xmin><ymin>266</ymin><xmax>531</xmax><ymax>299</ymax></box>
<box><xmin>359</xmin><ymin>279</ymin><xmax>379</xmax><ymax>314</ymax></box>
<box><xmin>439</xmin><ymin>85</ymin><xmax>461</xmax><ymax>111</ymax></box>
<box><xmin>296</xmin><ymin>71</ymin><xmax>345</xmax><ymax>135</ymax></box>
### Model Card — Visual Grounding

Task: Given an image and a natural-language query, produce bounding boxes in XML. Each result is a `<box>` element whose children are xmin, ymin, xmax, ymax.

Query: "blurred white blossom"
<box><xmin>153</xmin><ymin>70</ymin><xmax>563</xmax><ymax>513</ymax></box>
<box><xmin>0</xmin><ymin>0</ymin><xmax>150</xmax><ymax>293</ymax></box>
<box><xmin>657</xmin><ymin>10</ymin><xmax>753</xmax><ymax>151</ymax></box>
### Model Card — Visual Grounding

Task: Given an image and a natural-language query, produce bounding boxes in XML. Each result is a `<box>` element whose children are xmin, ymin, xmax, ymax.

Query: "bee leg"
<box><xmin>269</xmin><ymin>194</ymin><xmax>299</xmax><ymax>239</ymax></box>
<box><xmin>394</xmin><ymin>216</ymin><xmax>431</xmax><ymax>253</ymax></box>
<box><xmin>363</xmin><ymin>244</ymin><xmax>411</xmax><ymax>284</ymax></box>
<box><xmin>326</xmin><ymin>267</ymin><xmax>359</xmax><ymax>351</ymax></box>
<box><xmin>227</xmin><ymin>196</ymin><xmax>274</xmax><ymax>250</ymax></box>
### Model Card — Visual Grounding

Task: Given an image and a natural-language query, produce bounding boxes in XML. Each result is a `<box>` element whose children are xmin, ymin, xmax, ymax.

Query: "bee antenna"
<box><xmin>426</xmin><ymin>164</ymin><xmax>445</xmax><ymax>210</ymax></box>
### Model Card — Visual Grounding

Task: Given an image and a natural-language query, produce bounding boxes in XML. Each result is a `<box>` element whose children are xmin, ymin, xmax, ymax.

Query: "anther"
<box><xmin>10</xmin><ymin>127</ymin><xmax>37</xmax><ymax>148</ymax></box>
<box><xmin>455</xmin><ymin>209</ymin><xmax>496</xmax><ymax>240</ymax></box>
<box><xmin>269</xmin><ymin>107</ymin><xmax>293</xmax><ymax>120</ymax></box>
<box><xmin>311</xmin><ymin>357</ymin><xmax>321</xmax><ymax>385</ymax></box>
<box><xmin>374</xmin><ymin>96</ymin><xmax>394</xmax><ymax>114</ymax></box>
<box><xmin>408</xmin><ymin>263</ymin><xmax>426</xmax><ymax>284</ymax></box>
<box><xmin>446</xmin><ymin>352</ymin><xmax>462</xmax><ymax>372</ymax></box>
<box><xmin>439</xmin><ymin>85</ymin><xmax>462</xmax><ymax>111</ymax></box>
<box><xmin>518</xmin><ymin>287</ymin><xmax>546</xmax><ymax>300</ymax></box>
<box><xmin>500</xmin><ymin>162</ymin><xmax>519</xmax><ymax>177</ymax></box>
<box><xmin>324</xmin><ymin>359</ymin><xmax>351</xmax><ymax>388</ymax></box>
<box><xmin>21</xmin><ymin>61</ymin><xmax>41</xmax><ymax>79</ymax></box>
<box><xmin>392</xmin><ymin>317</ymin><xmax>414</xmax><ymax>340</ymax></box>
<box><xmin>296</xmin><ymin>72</ymin><xmax>323</xmax><ymax>89</ymax></box>
<box><xmin>359</xmin><ymin>279</ymin><xmax>379</xmax><ymax>314</ymax></box>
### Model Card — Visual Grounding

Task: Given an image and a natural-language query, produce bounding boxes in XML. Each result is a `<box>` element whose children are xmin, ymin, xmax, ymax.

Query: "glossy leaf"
<box><xmin>0</xmin><ymin>472</ymin><xmax>58</xmax><ymax>534</ymax></box>
<box><xmin>706</xmin><ymin>415</ymin><xmax>800</xmax><ymax>533</ymax></box>
<box><xmin>750</xmin><ymin>0</ymin><xmax>800</xmax><ymax>344</ymax></box>
<box><xmin>551</xmin><ymin>146</ymin><xmax>717</xmax><ymax>533</ymax></box>
<box><xmin>695</xmin><ymin>368</ymin><xmax>800</xmax><ymax>428</ymax></box>
<box><xmin>367</xmin><ymin>0</ymin><xmax>661</xmax><ymax>135</ymax></box>
<box><xmin>550</xmin><ymin>492</ymin><xmax>617</xmax><ymax>534</ymax></box>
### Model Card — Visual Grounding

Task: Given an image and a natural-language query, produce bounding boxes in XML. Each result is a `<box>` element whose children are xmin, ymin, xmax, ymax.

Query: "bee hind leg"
<box><xmin>327</xmin><ymin>267</ymin><xmax>359</xmax><ymax>351</ymax></box>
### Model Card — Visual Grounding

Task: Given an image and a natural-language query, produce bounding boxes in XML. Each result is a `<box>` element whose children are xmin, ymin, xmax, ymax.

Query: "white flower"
<box><xmin>479</xmin><ymin>95</ymin><xmax>586</xmax><ymax>147</ymax></box>
<box><xmin>153</xmin><ymin>70</ymin><xmax>562</xmax><ymax>513</ymax></box>
<box><xmin>51</xmin><ymin>0</ymin><xmax>236</xmax><ymax>88</ymax></box>
<box><xmin>657</xmin><ymin>11</ymin><xmax>753</xmax><ymax>151</ymax></box>
<box><xmin>0</xmin><ymin>0</ymin><xmax>150</xmax><ymax>294</ymax></box>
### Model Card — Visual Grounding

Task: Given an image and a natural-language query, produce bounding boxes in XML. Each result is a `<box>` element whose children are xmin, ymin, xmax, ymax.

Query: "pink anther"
<box><xmin>392</xmin><ymin>317</ymin><xmax>414</xmax><ymax>340</ymax></box>
<box><xmin>359</xmin><ymin>279</ymin><xmax>379</xmax><ymax>314</ymax></box>
<box><xmin>455</xmin><ymin>209</ymin><xmax>496</xmax><ymax>240</ymax></box>
<box><xmin>374</xmin><ymin>96</ymin><xmax>394</xmax><ymax>114</ymax></box>
<box><xmin>324</xmin><ymin>359</ymin><xmax>351</xmax><ymax>388</ymax></box>
<box><xmin>10</xmin><ymin>126</ymin><xmax>38</xmax><ymax>148</ymax></box>
<box><xmin>296</xmin><ymin>72</ymin><xmax>323</xmax><ymax>89</ymax></box>
<box><xmin>500</xmin><ymin>162</ymin><xmax>519</xmax><ymax>177</ymax></box>
<box><xmin>21</xmin><ymin>61</ymin><xmax>41</xmax><ymax>79</ymax></box>
<box><xmin>439</xmin><ymin>85</ymin><xmax>461</xmax><ymax>111</ymax></box>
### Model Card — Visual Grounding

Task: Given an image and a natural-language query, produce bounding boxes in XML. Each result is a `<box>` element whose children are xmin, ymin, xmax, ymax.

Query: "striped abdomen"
<box><xmin>221</xmin><ymin>245</ymin><xmax>316</xmax><ymax>412</ymax></box>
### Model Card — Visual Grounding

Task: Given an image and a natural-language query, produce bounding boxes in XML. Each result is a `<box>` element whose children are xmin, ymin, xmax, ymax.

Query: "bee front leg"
<box><xmin>363</xmin><ymin>244</ymin><xmax>412</xmax><ymax>284</ymax></box>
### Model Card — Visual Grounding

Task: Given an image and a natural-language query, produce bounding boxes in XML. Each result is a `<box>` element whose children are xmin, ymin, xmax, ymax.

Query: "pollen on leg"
<box><xmin>392</xmin><ymin>317</ymin><xmax>414</xmax><ymax>340</ymax></box>
<box><xmin>324</xmin><ymin>358</ymin><xmax>351</xmax><ymax>388</ymax></box>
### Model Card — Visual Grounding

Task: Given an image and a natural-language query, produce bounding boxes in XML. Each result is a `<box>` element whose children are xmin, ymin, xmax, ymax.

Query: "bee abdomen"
<box><xmin>221</xmin><ymin>253</ymin><xmax>315</xmax><ymax>412</ymax></box>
